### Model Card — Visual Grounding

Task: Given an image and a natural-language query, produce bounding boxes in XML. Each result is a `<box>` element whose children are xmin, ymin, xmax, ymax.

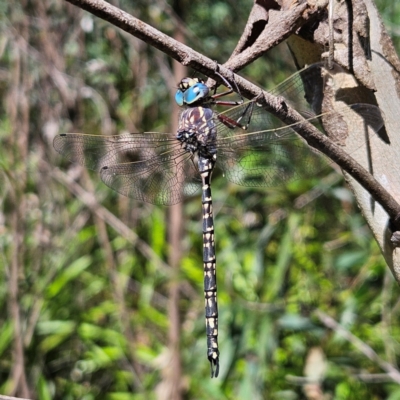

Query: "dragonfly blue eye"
<box><xmin>175</xmin><ymin>82</ymin><xmax>209</xmax><ymax>106</ymax></box>
<box><xmin>175</xmin><ymin>89</ymin><xmax>185</xmax><ymax>106</ymax></box>
<box><xmin>185</xmin><ymin>83</ymin><xmax>209</xmax><ymax>104</ymax></box>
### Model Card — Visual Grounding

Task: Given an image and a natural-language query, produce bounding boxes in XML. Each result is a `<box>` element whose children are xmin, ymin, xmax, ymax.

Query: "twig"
<box><xmin>225</xmin><ymin>1</ymin><xmax>317</xmax><ymax>71</ymax></box>
<box><xmin>7</xmin><ymin>32</ymin><xmax>31</xmax><ymax>399</ymax></box>
<box><xmin>286</xmin><ymin>372</ymin><xmax>396</xmax><ymax>384</ymax></box>
<box><xmin>355</xmin><ymin>373</ymin><xmax>398</xmax><ymax>383</ymax></box>
<box><xmin>314</xmin><ymin>309</ymin><xmax>400</xmax><ymax>384</ymax></box>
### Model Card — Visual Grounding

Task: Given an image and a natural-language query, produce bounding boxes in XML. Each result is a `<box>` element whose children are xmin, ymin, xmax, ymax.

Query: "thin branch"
<box><xmin>314</xmin><ymin>310</ymin><xmax>400</xmax><ymax>384</ymax></box>
<box><xmin>64</xmin><ymin>0</ymin><xmax>217</xmax><ymax>75</ymax></box>
<box><xmin>63</xmin><ymin>0</ymin><xmax>313</xmax><ymax>84</ymax></box>
<box><xmin>354</xmin><ymin>373</ymin><xmax>398</xmax><ymax>383</ymax></box>
<box><xmin>286</xmin><ymin>372</ymin><xmax>396</xmax><ymax>384</ymax></box>
<box><xmin>7</xmin><ymin>32</ymin><xmax>31</xmax><ymax>399</ymax></box>
<box><xmin>225</xmin><ymin>1</ymin><xmax>319</xmax><ymax>71</ymax></box>
<box><xmin>63</xmin><ymin>0</ymin><xmax>400</xmax><ymax>228</ymax></box>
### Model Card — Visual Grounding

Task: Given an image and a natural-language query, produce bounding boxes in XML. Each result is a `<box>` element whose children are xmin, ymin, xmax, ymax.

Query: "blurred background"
<box><xmin>1</xmin><ymin>0</ymin><xmax>400</xmax><ymax>398</ymax></box>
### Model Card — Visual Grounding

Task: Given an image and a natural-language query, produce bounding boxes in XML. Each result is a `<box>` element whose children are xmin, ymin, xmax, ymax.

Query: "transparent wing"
<box><xmin>269</xmin><ymin>62</ymin><xmax>325</xmax><ymax>117</ymax></box>
<box><xmin>100</xmin><ymin>151</ymin><xmax>198</xmax><ymax>205</ymax></box>
<box><xmin>53</xmin><ymin>133</ymin><xmax>200</xmax><ymax>205</ymax></box>
<box><xmin>214</xmin><ymin>63</ymin><xmax>384</xmax><ymax>187</ymax></box>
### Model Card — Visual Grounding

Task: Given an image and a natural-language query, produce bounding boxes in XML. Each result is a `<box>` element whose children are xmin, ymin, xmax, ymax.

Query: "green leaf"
<box><xmin>46</xmin><ymin>255</ymin><xmax>92</xmax><ymax>298</ymax></box>
<box><xmin>37</xmin><ymin>375</ymin><xmax>52</xmax><ymax>400</ymax></box>
<box><xmin>0</xmin><ymin>321</ymin><xmax>13</xmax><ymax>356</ymax></box>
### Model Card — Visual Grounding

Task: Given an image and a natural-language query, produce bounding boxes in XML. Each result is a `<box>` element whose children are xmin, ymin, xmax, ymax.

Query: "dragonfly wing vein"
<box><xmin>214</xmin><ymin>101</ymin><xmax>383</xmax><ymax>188</ymax></box>
<box><xmin>54</xmin><ymin>133</ymin><xmax>201</xmax><ymax>205</ymax></box>
<box><xmin>54</xmin><ymin>133</ymin><xmax>180</xmax><ymax>171</ymax></box>
<box><xmin>100</xmin><ymin>151</ymin><xmax>199</xmax><ymax>205</ymax></box>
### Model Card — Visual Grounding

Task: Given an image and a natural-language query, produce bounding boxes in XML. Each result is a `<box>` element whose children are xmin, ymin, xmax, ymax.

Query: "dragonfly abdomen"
<box><xmin>199</xmin><ymin>156</ymin><xmax>219</xmax><ymax>378</ymax></box>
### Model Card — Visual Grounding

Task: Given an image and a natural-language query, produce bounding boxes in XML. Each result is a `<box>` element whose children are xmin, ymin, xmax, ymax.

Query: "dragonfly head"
<box><xmin>175</xmin><ymin>77</ymin><xmax>210</xmax><ymax>106</ymax></box>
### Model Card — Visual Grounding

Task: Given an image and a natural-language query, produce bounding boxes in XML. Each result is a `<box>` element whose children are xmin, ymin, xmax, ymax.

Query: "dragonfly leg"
<box><xmin>217</xmin><ymin>99</ymin><xmax>256</xmax><ymax>130</ymax></box>
<box><xmin>211</xmin><ymin>66</ymin><xmax>244</xmax><ymax>106</ymax></box>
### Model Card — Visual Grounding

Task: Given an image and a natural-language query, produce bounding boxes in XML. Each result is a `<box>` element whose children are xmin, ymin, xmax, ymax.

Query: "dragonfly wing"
<box><xmin>217</xmin><ymin>130</ymin><xmax>324</xmax><ymax>187</ymax></box>
<box><xmin>270</xmin><ymin>62</ymin><xmax>324</xmax><ymax>117</ymax></box>
<box><xmin>215</xmin><ymin>101</ymin><xmax>384</xmax><ymax>187</ymax></box>
<box><xmin>54</xmin><ymin>133</ymin><xmax>200</xmax><ymax>205</ymax></box>
<box><xmin>54</xmin><ymin>133</ymin><xmax>177</xmax><ymax>170</ymax></box>
<box><xmin>100</xmin><ymin>151</ymin><xmax>199</xmax><ymax>205</ymax></box>
<box><xmin>214</xmin><ymin>100</ymin><xmax>324</xmax><ymax>186</ymax></box>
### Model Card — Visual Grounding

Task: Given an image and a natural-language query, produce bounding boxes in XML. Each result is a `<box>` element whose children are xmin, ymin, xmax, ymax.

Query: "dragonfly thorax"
<box><xmin>176</xmin><ymin>106</ymin><xmax>217</xmax><ymax>160</ymax></box>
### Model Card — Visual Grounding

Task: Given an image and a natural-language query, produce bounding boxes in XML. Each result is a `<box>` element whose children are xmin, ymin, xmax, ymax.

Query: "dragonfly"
<box><xmin>53</xmin><ymin>62</ymin><xmax>383</xmax><ymax>378</ymax></box>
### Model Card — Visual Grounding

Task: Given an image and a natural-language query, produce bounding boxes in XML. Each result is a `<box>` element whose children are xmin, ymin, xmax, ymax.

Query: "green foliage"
<box><xmin>377</xmin><ymin>0</ymin><xmax>400</xmax><ymax>51</ymax></box>
<box><xmin>0</xmin><ymin>0</ymin><xmax>400</xmax><ymax>399</ymax></box>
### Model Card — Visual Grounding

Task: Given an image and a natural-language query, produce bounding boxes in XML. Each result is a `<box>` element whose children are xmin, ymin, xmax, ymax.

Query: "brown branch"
<box><xmin>9</xmin><ymin>210</ymin><xmax>30</xmax><ymax>398</ymax></box>
<box><xmin>63</xmin><ymin>0</ymin><xmax>400</xmax><ymax>228</ymax></box>
<box><xmin>225</xmin><ymin>0</ymin><xmax>320</xmax><ymax>71</ymax></box>
<box><xmin>63</xmin><ymin>0</ymin><xmax>316</xmax><ymax>82</ymax></box>
<box><xmin>354</xmin><ymin>373</ymin><xmax>398</xmax><ymax>383</ymax></box>
<box><xmin>286</xmin><ymin>372</ymin><xmax>396</xmax><ymax>384</ymax></box>
<box><xmin>7</xmin><ymin>29</ymin><xmax>31</xmax><ymax>399</ymax></box>
<box><xmin>315</xmin><ymin>310</ymin><xmax>400</xmax><ymax>384</ymax></box>
<box><xmin>229</xmin><ymin>0</ymin><xmax>270</xmax><ymax>58</ymax></box>
<box><xmin>64</xmin><ymin>0</ymin><xmax>218</xmax><ymax>76</ymax></box>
